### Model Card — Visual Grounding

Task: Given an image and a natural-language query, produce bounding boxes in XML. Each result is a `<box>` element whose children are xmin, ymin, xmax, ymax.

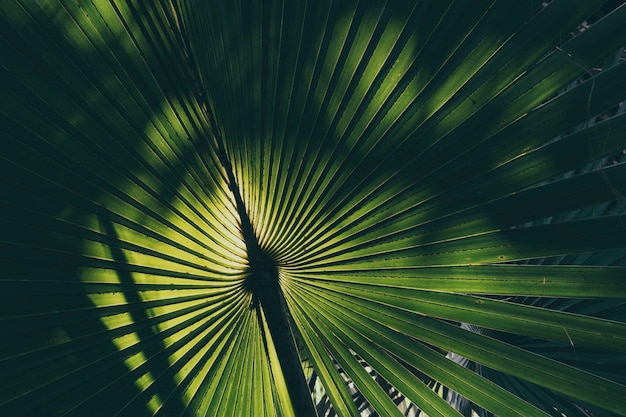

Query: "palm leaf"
<box><xmin>2</xmin><ymin>1</ymin><xmax>626</xmax><ymax>416</ymax></box>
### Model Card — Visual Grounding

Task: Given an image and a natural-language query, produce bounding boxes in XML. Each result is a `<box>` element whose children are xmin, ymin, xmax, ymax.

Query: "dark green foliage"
<box><xmin>1</xmin><ymin>1</ymin><xmax>626</xmax><ymax>416</ymax></box>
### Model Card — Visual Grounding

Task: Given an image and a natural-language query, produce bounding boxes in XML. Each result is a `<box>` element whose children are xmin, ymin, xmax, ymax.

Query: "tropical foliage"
<box><xmin>2</xmin><ymin>1</ymin><xmax>626</xmax><ymax>416</ymax></box>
